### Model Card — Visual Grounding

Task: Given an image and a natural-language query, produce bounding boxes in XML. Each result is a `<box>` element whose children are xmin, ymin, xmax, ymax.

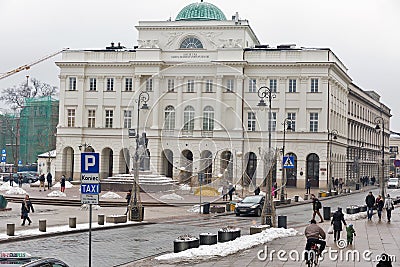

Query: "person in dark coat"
<box><xmin>228</xmin><ymin>184</ymin><xmax>235</xmax><ymax>201</ymax></box>
<box><xmin>124</xmin><ymin>190</ymin><xmax>132</xmax><ymax>215</ymax></box>
<box><xmin>376</xmin><ymin>194</ymin><xmax>384</xmax><ymax>221</ymax></box>
<box><xmin>21</xmin><ymin>194</ymin><xmax>34</xmax><ymax>226</ymax></box>
<box><xmin>46</xmin><ymin>172</ymin><xmax>53</xmax><ymax>190</ymax></box>
<box><xmin>311</xmin><ymin>194</ymin><xmax>324</xmax><ymax>223</ymax></box>
<box><xmin>376</xmin><ymin>253</ymin><xmax>393</xmax><ymax>267</ymax></box>
<box><xmin>18</xmin><ymin>174</ymin><xmax>23</xmax><ymax>188</ymax></box>
<box><xmin>306</xmin><ymin>179</ymin><xmax>311</xmax><ymax>194</ymax></box>
<box><xmin>365</xmin><ymin>191</ymin><xmax>375</xmax><ymax>220</ymax></box>
<box><xmin>9</xmin><ymin>173</ymin><xmax>13</xmax><ymax>186</ymax></box>
<box><xmin>331</xmin><ymin>207</ymin><xmax>346</xmax><ymax>241</ymax></box>
<box><xmin>39</xmin><ymin>173</ymin><xmax>46</xmax><ymax>191</ymax></box>
<box><xmin>60</xmin><ymin>175</ymin><xmax>66</xmax><ymax>193</ymax></box>
<box><xmin>254</xmin><ymin>186</ymin><xmax>260</xmax><ymax>195</ymax></box>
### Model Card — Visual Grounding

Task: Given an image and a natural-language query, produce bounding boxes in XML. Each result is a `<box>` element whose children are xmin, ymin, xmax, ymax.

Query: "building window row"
<box><xmin>247</xmin><ymin>78</ymin><xmax>319</xmax><ymax>93</ymax></box>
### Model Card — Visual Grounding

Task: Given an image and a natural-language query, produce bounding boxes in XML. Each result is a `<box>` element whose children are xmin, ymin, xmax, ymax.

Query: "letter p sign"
<box><xmin>81</xmin><ymin>153</ymin><xmax>99</xmax><ymax>173</ymax></box>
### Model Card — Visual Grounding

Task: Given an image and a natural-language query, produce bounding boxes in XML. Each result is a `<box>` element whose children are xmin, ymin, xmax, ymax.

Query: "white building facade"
<box><xmin>55</xmin><ymin>1</ymin><xmax>391</xmax><ymax>189</ymax></box>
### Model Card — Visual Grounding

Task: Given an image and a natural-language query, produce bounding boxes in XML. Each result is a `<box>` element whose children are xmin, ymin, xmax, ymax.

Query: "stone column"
<box><xmin>151</xmin><ymin>76</ymin><xmax>160</xmax><ymax>129</ymax></box>
<box><xmin>234</xmin><ymin>76</ymin><xmax>244</xmax><ymax>130</ymax></box>
<box><xmin>176</xmin><ymin>76</ymin><xmax>184</xmax><ymax>132</ymax></box>
<box><xmin>215</xmin><ymin>75</ymin><xmax>223</xmax><ymax>130</ymax></box>
<box><xmin>194</xmin><ymin>76</ymin><xmax>203</xmax><ymax>131</ymax></box>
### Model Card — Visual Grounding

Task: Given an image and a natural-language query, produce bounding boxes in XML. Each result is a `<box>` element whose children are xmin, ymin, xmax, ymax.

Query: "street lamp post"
<box><xmin>257</xmin><ymin>86</ymin><xmax>275</xmax><ymax>226</ymax></box>
<box><xmin>129</xmin><ymin>90</ymin><xmax>149</xmax><ymax>221</ymax></box>
<box><xmin>374</xmin><ymin>116</ymin><xmax>386</xmax><ymax>199</ymax></box>
<box><xmin>328</xmin><ymin>130</ymin><xmax>338</xmax><ymax>192</ymax></box>
<box><xmin>356</xmin><ymin>138</ymin><xmax>364</xmax><ymax>186</ymax></box>
<box><xmin>280</xmin><ymin>118</ymin><xmax>292</xmax><ymax>202</ymax></box>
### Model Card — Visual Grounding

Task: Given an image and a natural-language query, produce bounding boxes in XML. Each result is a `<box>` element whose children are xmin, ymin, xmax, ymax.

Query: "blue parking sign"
<box><xmin>81</xmin><ymin>153</ymin><xmax>99</xmax><ymax>173</ymax></box>
<box><xmin>1</xmin><ymin>156</ymin><xmax>6</xmax><ymax>162</ymax></box>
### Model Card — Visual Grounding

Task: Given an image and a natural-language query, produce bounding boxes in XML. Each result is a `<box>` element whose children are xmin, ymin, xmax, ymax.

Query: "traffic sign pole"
<box><xmin>89</xmin><ymin>203</ymin><xmax>92</xmax><ymax>267</ymax></box>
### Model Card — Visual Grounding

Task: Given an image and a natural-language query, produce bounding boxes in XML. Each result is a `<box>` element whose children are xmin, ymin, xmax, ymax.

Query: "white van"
<box><xmin>387</xmin><ymin>178</ymin><xmax>400</xmax><ymax>189</ymax></box>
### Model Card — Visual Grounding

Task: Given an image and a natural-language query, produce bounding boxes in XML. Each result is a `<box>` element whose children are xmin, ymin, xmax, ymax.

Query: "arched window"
<box><xmin>183</xmin><ymin>106</ymin><xmax>195</xmax><ymax>132</ymax></box>
<box><xmin>203</xmin><ymin>106</ymin><xmax>214</xmax><ymax>131</ymax></box>
<box><xmin>164</xmin><ymin>105</ymin><xmax>175</xmax><ymax>130</ymax></box>
<box><xmin>180</xmin><ymin>37</ymin><xmax>203</xmax><ymax>49</ymax></box>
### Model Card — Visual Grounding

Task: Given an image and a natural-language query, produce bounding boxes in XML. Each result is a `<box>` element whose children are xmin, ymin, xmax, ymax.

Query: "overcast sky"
<box><xmin>1</xmin><ymin>0</ymin><xmax>399</xmax><ymax>129</ymax></box>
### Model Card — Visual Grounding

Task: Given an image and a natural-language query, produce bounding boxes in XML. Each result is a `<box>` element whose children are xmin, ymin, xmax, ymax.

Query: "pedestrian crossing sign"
<box><xmin>283</xmin><ymin>156</ymin><xmax>295</xmax><ymax>169</ymax></box>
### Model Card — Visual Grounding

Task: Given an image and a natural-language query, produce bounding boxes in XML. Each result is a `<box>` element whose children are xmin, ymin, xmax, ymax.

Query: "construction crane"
<box><xmin>0</xmin><ymin>48</ymin><xmax>69</xmax><ymax>80</ymax></box>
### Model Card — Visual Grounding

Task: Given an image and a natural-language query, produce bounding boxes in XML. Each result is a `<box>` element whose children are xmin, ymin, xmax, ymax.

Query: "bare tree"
<box><xmin>0</xmin><ymin>77</ymin><xmax>58</xmax><ymax>109</ymax></box>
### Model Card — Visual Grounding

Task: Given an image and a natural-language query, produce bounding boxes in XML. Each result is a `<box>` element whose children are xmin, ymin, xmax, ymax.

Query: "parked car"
<box><xmin>1</xmin><ymin>172</ymin><xmax>38</xmax><ymax>184</ymax></box>
<box><xmin>387</xmin><ymin>178</ymin><xmax>400</xmax><ymax>189</ymax></box>
<box><xmin>0</xmin><ymin>252</ymin><xmax>69</xmax><ymax>267</ymax></box>
<box><xmin>235</xmin><ymin>195</ymin><xmax>265</xmax><ymax>217</ymax></box>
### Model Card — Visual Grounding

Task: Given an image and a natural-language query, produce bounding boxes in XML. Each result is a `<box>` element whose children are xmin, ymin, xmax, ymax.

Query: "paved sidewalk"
<box><xmin>125</xmin><ymin>206</ymin><xmax>400</xmax><ymax>267</ymax></box>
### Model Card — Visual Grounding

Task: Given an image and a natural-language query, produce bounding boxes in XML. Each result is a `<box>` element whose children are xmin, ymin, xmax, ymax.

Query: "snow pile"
<box><xmin>0</xmin><ymin>183</ymin><xmax>16</xmax><ymax>191</ymax></box>
<box><xmin>47</xmin><ymin>191</ymin><xmax>66</xmax><ymax>197</ymax></box>
<box><xmin>100</xmin><ymin>192</ymin><xmax>122</xmax><ymax>199</ymax></box>
<box><xmin>179</xmin><ymin>184</ymin><xmax>191</xmax><ymax>191</ymax></box>
<box><xmin>53</xmin><ymin>181</ymin><xmax>74</xmax><ymax>188</ymax></box>
<box><xmin>187</xmin><ymin>205</ymin><xmax>202</xmax><ymax>213</ymax></box>
<box><xmin>232</xmin><ymin>195</ymin><xmax>242</xmax><ymax>201</ymax></box>
<box><xmin>160</xmin><ymin>193</ymin><xmax>184</xmax><ymax>200</ymax></box>
<box><xmin>5</xmin><ymin>187</ymin><xmax>27</xmax><ymax>195</ymax></box>
<box><xmin>344</xmin><ymin>212</ymin><xmax>367</xmax><ymax>221</ymax></box>
<box><xmin>156</xmin><ymin>227</ymin><xmax>298</xmax><ymax>262</ymax></box>
<box><xmin>80</xmin><ymin>204</ymin><xmax>101</xmax><ymax>210</ymax></box>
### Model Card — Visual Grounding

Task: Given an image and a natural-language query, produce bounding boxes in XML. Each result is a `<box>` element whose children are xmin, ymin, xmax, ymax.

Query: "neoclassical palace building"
<box><xmin>55</xmin><ymin>1</ymin><xmax>391</xmax><ymax>189</ymax></box>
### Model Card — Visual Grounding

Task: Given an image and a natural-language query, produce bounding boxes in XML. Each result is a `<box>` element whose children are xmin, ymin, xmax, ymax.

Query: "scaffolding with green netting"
<box><xmin>19</xmin><ymin>96</ymin><xmax>59</xmax><ymax>165</ymax></box>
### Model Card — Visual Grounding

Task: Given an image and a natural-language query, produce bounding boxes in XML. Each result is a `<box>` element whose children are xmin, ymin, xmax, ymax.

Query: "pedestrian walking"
<box><xmin>334</xmin><ymin>178</ymin><xmax>339</xmax><ymax>191</ymax></box>
<box><xmin>46</xmin><ymin>172</ymin><xmax>53</xmax><ymax>190</ymax></box>
<box><xmin>124</xmin><ymin>190</ymin><xmax>132</xmax><ymax>215</ymax></box>
<box><xmin>9</xmin><ymin>173</ymin><xmax>13</xmax><ymax>186</ymax></box>
<box><xmin>365</xmin><ymin>191</ymin><xmax>375</xmax><ymax>220</ymax></box>
<box><xmin>338</xmin><ymin>178</ymin><xmax>343</xmax><ymax>191</ymax></box>
<box><xmin>376</xmin><ymin>194</ymin><xmax>384</xmax><ymax>221</ymax></box>
<box><xmin>346</xmin><ymin>224</ymin><xmax>356</xmax><ymax>245</ymax></box>
<box><xmin>306</xmin><ymin>179</ymin><xmax>311</xmax><ymax>194</ymax></box>
<box><xmin>60</xmin><ymin>175</ymin><xmax>66</xmax><ymax>193</ymax></box>
<box><xmin>228</xmin><ymin>183</ymin><xmax>235</xmax><ymax>201</ymax></box>
<box><xmin>383</xmin><ymin>194</ymin><xmax>395</xmax><ymax>222</ymax></box>
<box><xmin>21</xmin><ymin>194</ymin><xmax>34</xmax><ymax>226</ymax></box>
<box><xmin>254</xmin><ymin>186</ymin><xmax>260</xmax><ymax>195</ymax></box>
<box><xmin>311</xmin><ymin>194</ymin><xmax>324</xmax><ymax>223</ymax></box>
<box><xmin>39</xmin><ymin>173</ymin><xmax>46</xmax><ymax>191</ymax></box>
<box><xmin>331</xmin><ymin>207</ymin><xmax>346</xmax><ymax>242</ymax></box>
<box><xmin>18</xmin><ymin>174</ymin><xmax>23</xmax><ymax>188</ymax></box>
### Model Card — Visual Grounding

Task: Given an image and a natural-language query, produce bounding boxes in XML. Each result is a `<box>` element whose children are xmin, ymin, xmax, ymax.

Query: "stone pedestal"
<box><xmin>98</xmin><ymin>214</ymin><xmax>105</xmax><ymax>225</ymax></box>
<box><xmin>69</xmin><ymin>217</ymin><xmax>77</xmax><ymax>228</ymax></box>
<box><xmin>39</xmin><ymin>220</ymin><xmax>46</xmax><ymax>232</ymax></box>
<box><xmin>6</xmin><ymin>223</ymin><xmax>15</xmax><ymax>236</ymax></box>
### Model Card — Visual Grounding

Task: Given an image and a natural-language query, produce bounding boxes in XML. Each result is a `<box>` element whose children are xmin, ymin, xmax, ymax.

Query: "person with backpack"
<box><xmin>383</xmin><ymin>194</ymin><xmax>395</xmax><ymax>222</ymax></box>
<box><xmin>311</xmin><ymin>194</ymin><xmax>323</xmax><ymax>223</ymax></box>
<box><xmin>39</xmin><ymin>173</ymin><xmax>46</xmax><ymax>191</ymax></box>
<box><xmin>365</xmin><ymin>191</ymin><xmax>375</xmax><ymax>220</ymax></box>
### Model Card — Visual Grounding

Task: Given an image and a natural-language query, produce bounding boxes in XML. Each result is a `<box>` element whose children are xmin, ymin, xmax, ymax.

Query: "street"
<box><xmin>0</xmin><ymin>188</ymin><xmax>391</xmax><ymax>267</ymax></box>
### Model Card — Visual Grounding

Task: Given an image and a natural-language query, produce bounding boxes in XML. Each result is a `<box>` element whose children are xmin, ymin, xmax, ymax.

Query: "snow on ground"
<box><xmin>80</xmin><ymin>204</ymin><xmax>101</xmax><ymax>210</ymax></box>
<box><xmin>232</xmin><ymin>195</ymin><xmax>242</xmax><ymax>201</ymax></box>
<box><xmin>160</xmin><ymin>193</ymin><xmax>184</xmax><ymax>200</ymax></box>
<box><xmin>5</xmin><ymin>187</ymin><xmax>27</xmax><ymax>195</ymax></box>
<box><xmin>47</xmin><ymin>191</ymin><xmax>66</xmax><ymax>197</ymax></box>
<box><xmin>344</xmin><ymin>212</ymin><xmax>367</xmax><ymax>221</ymax></box>
<box><xmin>156</xmin><ymin>227</ymin><xmax>298</xmax><ymax>262</ymax></box>
<box><xmin>52</xmin><ymin>181</ymin><xmax>74</xmax><ymax>188</ymax></box>
<box><xmin>0</xmin><ymin>183</ymin><xmax>18</xmax><ymax>191</ymax></box>
<box><xmin>179</xmin><ymin>184</ymin><xmax>191</xmax><ymax>191</ymax></box>
<box><xmin>187</xmin><ymin>205</ymin><xmax>203</xmax><ymax>213</ymax></box>
<box><xmin>100</xmin><ymin>192</ymin><xmax>122</xmax><ymax>199</ymax></box>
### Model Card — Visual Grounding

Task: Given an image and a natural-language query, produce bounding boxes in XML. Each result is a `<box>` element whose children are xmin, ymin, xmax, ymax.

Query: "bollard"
<box><xmin>69</xmin><ymin>217</ymin><xmax>77</xmax><ymax>228</ymax></box>
<box><xmin>6</xmin><ymin>223</ymin><xmax>15</xmax><ymax>236</ymax></box>
<box><xmin>278</xmin><ymin>215</ymin><xmax>287</xmax><ymax>229</ymax></box>
<box><xmin>98</xmin><ymin>214</ymin><xmax>105</xmax><ymax>225</ymax></box>
<box><xmin>39</xmin><ymin>220</ymin><xmax>46</xmax><ymax>232</ymax></box>
<box><xmin>199</xmin><ymin>233</ymin><xmax>217</xmax><ymax>245</ymax></box>
<box><xmin>294</xmin><ymin>195</ymin><xmax>299</xmax><ymax>202</ymax></box>
<box><xmin>323</xmin><ymin>206</ymin><xmax>331</xmax><ymax>220</ymax></box>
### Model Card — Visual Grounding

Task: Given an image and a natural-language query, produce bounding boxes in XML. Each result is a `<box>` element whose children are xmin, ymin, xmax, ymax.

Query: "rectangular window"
<box><xmin>187</xmin><ymin>80</ymin><xmax>194</xmax><ymax>92</ymax></box>
<box><xmin>125</xmin><ymin>78</ymin><xmax>133</xmax><ymax>91</ymax></box>
<box><xmin>310</xmin><ymin>112</ymin><xmax>319</xmax><ymax>132</ymax></box>
<box><xmin>88</xmin><ymin>109</ymin><xmax>96</xmax><ymax>128</ymax></box>
<box><xmin>123</xmin><ymin>110</ymin><xmax>132</xmax><ymax>128</ymax></box>
<box><xmin>206</xmin><ymin>79</ymin><xmax>213</xmax><ymax>92</ymax></box>
<box><xmin>105</xmin><ymin>110</ymin><xmax>113</xmax><ymax>128</ymax></box>
<box><xmin>249</xmin><ymin>78</ymin><xmax>257</xmax><ymax>92</ymax></box>
<box><xmin>67</xmin><ymin>109</ymin><xmax>75</xmax><ymax>127</ymax></box>
<box><xmin>146</xmin><ymin>78</ymin><xmax>153</xmax><ymax>92</ymax></box>
<box><xmin>269</xmin><ymin>112</ymin><xmax>277</xmax><ymax>132</ymax></box>
<box><xmin>89</xmin><ymin>78</ymin><xmax>96</xmax><ymax>91</ymax></box>
<box><xmin>289</xmin><ymin>79</ymin><xmax>297</xmax><ymax>93</ymax></box>
<box><xmin>247</xmin><ymin>112</ymin><xmax>256</xmax><ymax>131</ymax></box>
<box><xmin>227</xmin><ymin>79</ymin><xmax>234</xmax><ymax>92</ymax></box>
<box><xmin>311</xmin><ymin>78</ymin><xmax>319</xmax><ymax>93</ymax></box>
<box><xmin>287</xmin><ymin>112</ymin><xmax>296</xmax><ymax>131</ymax></box>
<box><xmin>69</xmin><ymin>77</ymin><xmax>76</xmax><ymax>91</ymax></box>
<box><xmin>106</xmin><ymin>78</ymin><xmax>114</xmax><ymax>91</ymax></box>
<box><xmin>167</xmin><ymin>79</ymin><xmax>175</xmax><ymax>92</ymax></box>
<box><xmin>269</xmin><ymin>79</ymin><xmax>277</xmax><ymax>93</ymax></box>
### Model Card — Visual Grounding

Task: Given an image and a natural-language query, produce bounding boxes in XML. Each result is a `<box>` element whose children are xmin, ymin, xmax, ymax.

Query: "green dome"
<box><xmin>176</xmin><ymin>1</ymin><xmax>226</xmax><ymax>21</ymax></box>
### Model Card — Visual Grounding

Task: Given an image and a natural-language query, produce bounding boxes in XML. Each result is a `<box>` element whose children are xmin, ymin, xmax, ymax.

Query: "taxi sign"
<box><xmin>81</xmin><ymin>183</ymin><xmax>100</xmax><ymax>194</ymax></box>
